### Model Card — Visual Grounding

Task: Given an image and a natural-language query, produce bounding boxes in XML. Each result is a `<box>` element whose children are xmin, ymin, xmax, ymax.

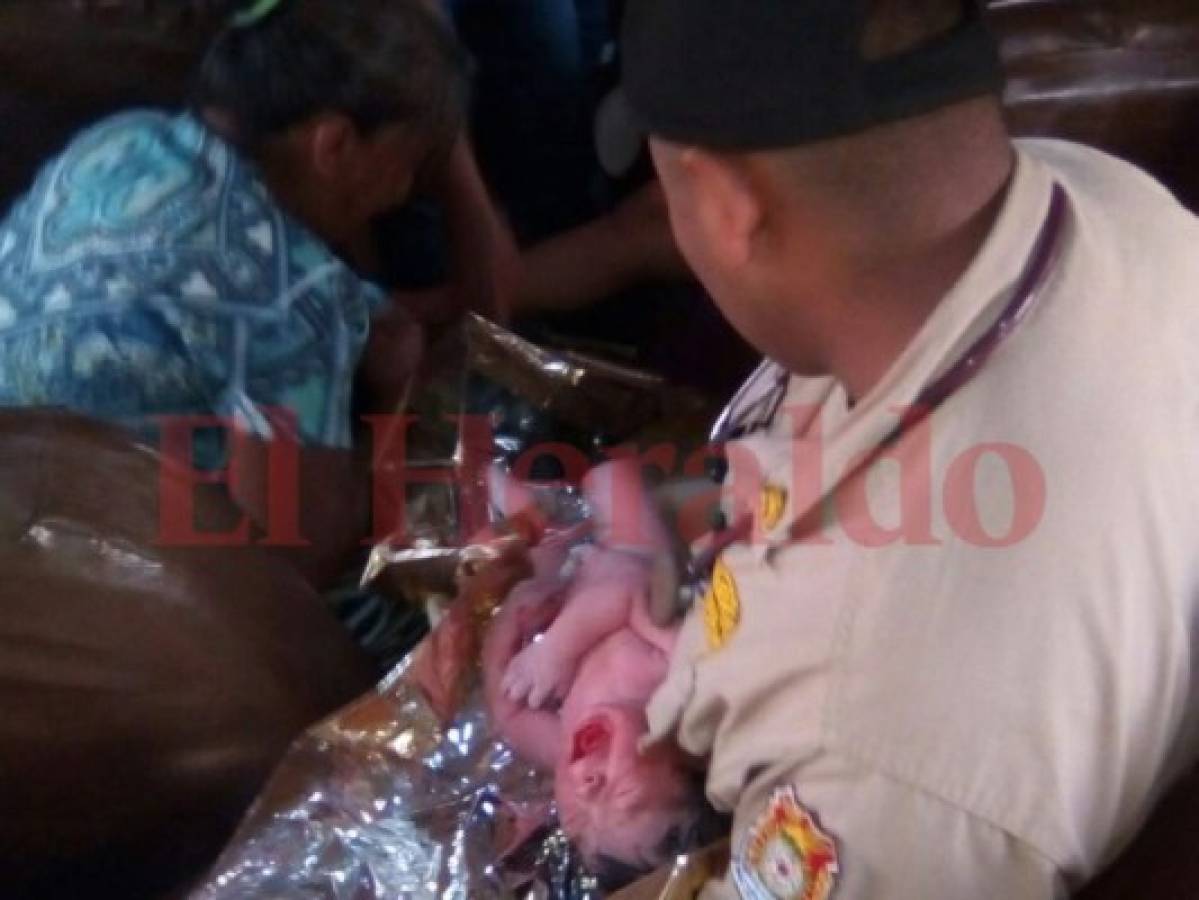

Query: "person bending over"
<box><xmin>0</xmin><ymin>0</ymin><xmax>515</xmax><ymax>586</ymax></box>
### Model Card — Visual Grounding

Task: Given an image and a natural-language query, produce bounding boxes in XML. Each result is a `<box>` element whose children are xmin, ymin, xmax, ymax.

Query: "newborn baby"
<box><xmin>483</xmin><ymin>461</ymin><xmax>723</xmax><ymax>890</ymax></box>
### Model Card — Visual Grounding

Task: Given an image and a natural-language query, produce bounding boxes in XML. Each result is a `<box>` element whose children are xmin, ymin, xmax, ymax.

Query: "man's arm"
<box><xmin>393</xmin><ymin>137</ymin><xmax>521</xmax><ymax>329</ymax></box>
<box><xmin>510</xmin><ymin>181</ymin><xmax>689</xmax><ymax>316</ymax></box>
<box><xmin>718</xmin><ymin>757</ymin><xmax>1064</xmax><ymax>900</ymax></box>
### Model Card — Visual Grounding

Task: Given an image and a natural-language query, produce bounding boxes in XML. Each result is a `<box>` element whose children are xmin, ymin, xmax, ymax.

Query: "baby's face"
<box><xmin>554</xmin><ymin>705</ymin><xmax>692</xmax><ymax>871</ymax></box>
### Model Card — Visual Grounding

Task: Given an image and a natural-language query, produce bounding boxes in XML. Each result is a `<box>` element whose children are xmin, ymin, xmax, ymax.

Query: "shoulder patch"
<box><xmin>733</xmin><ymin>786</ymin><xmax>840</xmax><ymax>900</ymax></box>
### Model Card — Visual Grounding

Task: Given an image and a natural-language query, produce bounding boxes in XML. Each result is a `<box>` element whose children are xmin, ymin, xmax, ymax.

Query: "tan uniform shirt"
<box><xmin>647</xmin><ymin>141</ymin><xmax>1199</xmax><ymax>899</ymax></box>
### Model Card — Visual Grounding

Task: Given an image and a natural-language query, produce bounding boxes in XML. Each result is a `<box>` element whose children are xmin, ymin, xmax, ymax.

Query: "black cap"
<box><xmin>597</xmin><ymin>0</ymin><xmax>1003</xmax><ymax>172</ymax></box>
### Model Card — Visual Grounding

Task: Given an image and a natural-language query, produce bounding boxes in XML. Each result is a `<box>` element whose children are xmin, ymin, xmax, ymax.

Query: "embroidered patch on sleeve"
<box><xmin>733</xmin><ymin>786</ymin><xmax>840</xmax><ymax>900</ymax></box>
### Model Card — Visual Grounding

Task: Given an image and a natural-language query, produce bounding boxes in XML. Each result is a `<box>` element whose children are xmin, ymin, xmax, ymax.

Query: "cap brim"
<box><xmin>594</xmin><ymin>89</ymin><xmax>647</xmax><ymax>178</ymax></box>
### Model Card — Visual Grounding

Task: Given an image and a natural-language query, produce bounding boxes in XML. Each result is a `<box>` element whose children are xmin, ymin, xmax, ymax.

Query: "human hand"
<box><xmin>411</xmin><ymin>135</ymin><xmax>520</xmax><ymax>324</ymax></box>
<box><xmin>485</xmin><ymin>578</ymin><xmax>562</xmax><ymax>668</ymax></box>
<box><xmin>483</xmin><ymin>577</ymin><xmax>563</xmax><ymax>715</ymax></box>
<box><xmin>502</xmin><ymin>635</ymin><xmax>577</xmax><ymax>710</ymax></box>
<box><xmin>487</xmin><ymin>573</ymin><xmax>569</xmax><ymax>707</ymax></box>
<box><xmin>412</xmin><ymin>534</ymin><xmax>534</xmax><ymax>723</ymax></box>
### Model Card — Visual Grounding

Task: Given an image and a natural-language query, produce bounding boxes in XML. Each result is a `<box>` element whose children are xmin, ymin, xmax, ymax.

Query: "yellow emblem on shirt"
<box><xmin>733</xmin><ymin>787</ymin><xmax>840</xmax><ymax>900</ymax></box>
<box><xmin>702</xmin><ymin>556</ymin><xmax>740</xmax><ymax>650</ymax></box>
<box><xmin>760</xmin><ymin>483</ymin><xmax>789</xmax><ymax>532</ymax></box>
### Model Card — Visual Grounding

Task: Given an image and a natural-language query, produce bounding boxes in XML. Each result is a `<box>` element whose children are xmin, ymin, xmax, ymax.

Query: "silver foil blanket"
<box><xmin>195</xmin><ymin>656</ymin><xmax>603</xmax><ymax>899</ymax></box>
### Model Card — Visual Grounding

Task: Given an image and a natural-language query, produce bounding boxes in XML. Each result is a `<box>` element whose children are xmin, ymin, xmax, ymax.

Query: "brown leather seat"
<box><xmin>1</xmin><ymin>0</ymin><xmax>1197</xmax><ymax>209</ymax></box>
<box><xmin>0</xmin><ymin>410</ymin><xmax>375</xmax><ymax>899</ymax></box>
<box><xmin>993</xmin><ymin>0</ymin><xmax>1199</xmax><ymax>210</ymax></box>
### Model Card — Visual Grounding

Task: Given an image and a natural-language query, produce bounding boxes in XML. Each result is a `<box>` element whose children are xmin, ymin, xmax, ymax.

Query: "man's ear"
<box><xmin>678</xmin><ymin>148</ymin><xmax>763</xmax><ymax>270</ymax></box>
<box><xmin>307</xmin><ymin>114</ymin><xmax>360</xmax><ymax>180</ymax></box>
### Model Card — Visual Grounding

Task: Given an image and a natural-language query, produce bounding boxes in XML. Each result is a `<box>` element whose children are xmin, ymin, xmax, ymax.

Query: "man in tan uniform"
<box><xmin>598</xmin><ymin>0</ymin><xmax>1199</xmax><ymax>897</ymax></box>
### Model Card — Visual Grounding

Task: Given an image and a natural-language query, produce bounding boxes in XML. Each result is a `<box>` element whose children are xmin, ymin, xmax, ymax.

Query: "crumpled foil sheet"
<box><xmin>196</xmin><ymin>525</ymin><xmax>603</xmax><ymax>899</ymax></box>
<box><xmin>194</xmin><ymin>651</ymin><xmax>602</xmax><ymax>900</ymax></box>
<box><xmin>465</xmin><ymin>314</ymin><xmax>668</xmax><ymax>439</ymax></box>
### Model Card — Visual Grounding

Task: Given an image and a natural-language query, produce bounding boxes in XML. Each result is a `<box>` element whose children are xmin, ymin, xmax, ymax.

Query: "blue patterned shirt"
<box><xmin>0</xmin><ymin>110</ymin><xmax>386</xmax><ymax>467</ymax></box>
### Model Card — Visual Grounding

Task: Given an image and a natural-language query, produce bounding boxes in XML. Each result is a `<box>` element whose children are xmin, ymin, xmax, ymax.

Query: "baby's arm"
<box><xmin>503</xmin><ymin>459</ymin><xmax>670</xmax><ymax>708</ymax></box>
<box><xmin>502</xmin><ymin>557</ymin><xmax>640</xmax><ymax>708</ymax></box>
<box><xmin>483</xmin><ymin>580</ymin><xmax>564</xmax><ymax>770</ymax></box>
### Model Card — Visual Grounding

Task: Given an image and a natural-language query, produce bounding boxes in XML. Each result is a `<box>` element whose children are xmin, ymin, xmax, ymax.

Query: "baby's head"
<box><xmin>554</xmin><ymin>705</ymin><xmax>726</xmax><ymax>891</ymax></box>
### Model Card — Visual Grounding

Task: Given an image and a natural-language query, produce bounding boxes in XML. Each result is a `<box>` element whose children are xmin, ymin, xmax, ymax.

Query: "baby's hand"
<box><xmin>502</xmin><ymin>639</ymin><xmax>576</xmax><ymax>710</ymax></box>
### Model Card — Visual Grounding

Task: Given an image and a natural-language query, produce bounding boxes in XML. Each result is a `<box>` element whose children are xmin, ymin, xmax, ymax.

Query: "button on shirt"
<box><xmin>648</xmin><ymin>141</ymin><xmax>1199</xmax><ymax>898</ymax></box>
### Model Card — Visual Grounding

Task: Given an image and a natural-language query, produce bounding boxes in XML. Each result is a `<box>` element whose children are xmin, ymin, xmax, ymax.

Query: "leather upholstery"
<box><xmin>0</xmin><ymin>410</ymin><xmax>375</xmax><ymax>899</ymax></box>
<box><xmin>0</xmin><ymin>0</ymin><xmax>1197</xmax><ymax>208</ymax></box>
<box><xmin>994</xmin><ymin>0</ymin><xmax>1199</xmax><ymax>209</ymax></box>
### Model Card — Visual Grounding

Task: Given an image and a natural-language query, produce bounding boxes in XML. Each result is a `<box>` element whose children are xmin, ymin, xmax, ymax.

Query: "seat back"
<box><xmin>993</xmin><ymin>0</ymin><xmax>1199</xmax><ymax>209</ymax></box>
<box><xmin>0</xmin><ymin>410</ymin><xmax>374</xmax><ymax>899</ymax></box>
<box><xmin>0</xmin><ymin>0</ymin><xmax>1197</xmax><ymax>207</ymax></box>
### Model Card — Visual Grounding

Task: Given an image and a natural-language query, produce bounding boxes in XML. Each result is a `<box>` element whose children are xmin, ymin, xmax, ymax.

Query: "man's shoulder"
<box><xmin>1017</xmin><ymin>137</ymin><xmax>1198</xmax><ymax>241</ymax></box>
<box><xmin>995</xmin><ymin>138</ymin><xmax>1199</xmax><ymax>439</ymax></box>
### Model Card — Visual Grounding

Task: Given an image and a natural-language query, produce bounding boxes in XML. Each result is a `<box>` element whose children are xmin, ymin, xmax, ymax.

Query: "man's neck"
<box><xmin>772</xmin><ymin>104</ymin><xmax>1016</xmax><ymax>402</ymax></box>
<box><xmin>830</xmin><ymin>159</ymin><xmax>1013</xmax><ymax>401</ymax></box>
